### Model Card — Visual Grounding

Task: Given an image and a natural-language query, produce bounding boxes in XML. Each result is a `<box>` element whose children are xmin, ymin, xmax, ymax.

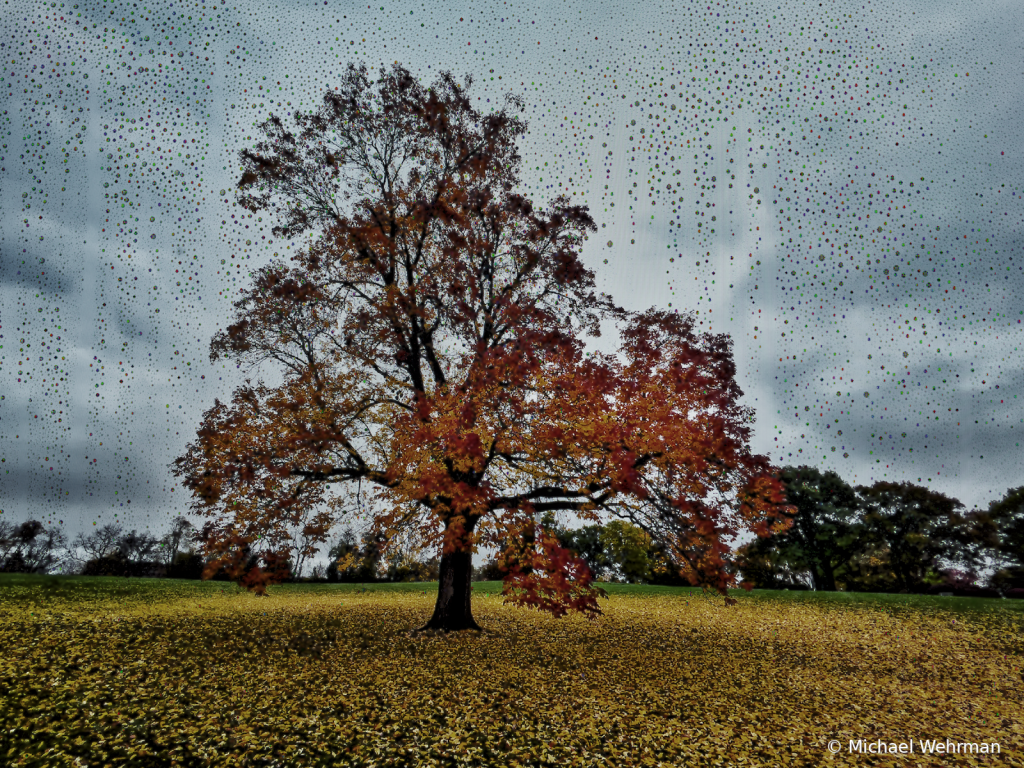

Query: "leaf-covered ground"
<box><xmin>1</xmin><ymin>577</ymin><xmax>1022</xmax><ymax>767</ymax></box>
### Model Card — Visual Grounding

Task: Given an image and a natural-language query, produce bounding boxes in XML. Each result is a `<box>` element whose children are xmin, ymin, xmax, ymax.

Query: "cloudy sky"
<box><xmin>2</xmin><ymin>0</ymin><xmax>1022</xmax><ymax>573</ymax></box>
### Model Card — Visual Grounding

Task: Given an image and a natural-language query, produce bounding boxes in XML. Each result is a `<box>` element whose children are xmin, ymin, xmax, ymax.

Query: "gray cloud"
<box><xmin>2</xmin><ymin>0</ymin><xmax>1022</xmax><ymax>575</ymax></box>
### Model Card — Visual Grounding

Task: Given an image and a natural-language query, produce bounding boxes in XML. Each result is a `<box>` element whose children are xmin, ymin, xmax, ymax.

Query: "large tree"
<box><xmin>762</xmin><ymin>465</ymin><xmax>864</xmax><ymax>591</ymax></box>
<box><xmin>171</xmin><ymin>62</ymin><xmax>792</xmax><ymax>632</ymax></box>
<box><xmin>853</xmin><ymin>480</ymin><xmax>965</xmax><ymax>593</ymax></box>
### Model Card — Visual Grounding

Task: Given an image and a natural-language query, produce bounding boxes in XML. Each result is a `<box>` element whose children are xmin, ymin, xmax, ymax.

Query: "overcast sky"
<box><xmin>2</xmin><ymin>0</ymin><xmax>1022</xmax><ymax>574</ymax></box>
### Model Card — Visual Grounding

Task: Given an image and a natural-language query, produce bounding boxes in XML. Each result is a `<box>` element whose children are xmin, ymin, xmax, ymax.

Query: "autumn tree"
<box><xmin>382</xmin><ymin>527</ymin><xmax>441</xmax><ymax>582</ymax></box>
<box><xmin>325</xmin><ymin>525</ymin><xmax>385</xmax><ymax>583</ymax></box>
<box><xmin>171</xmin><ymin>62</ymin><xmax>792</xmax><ymax>632</ymax></box>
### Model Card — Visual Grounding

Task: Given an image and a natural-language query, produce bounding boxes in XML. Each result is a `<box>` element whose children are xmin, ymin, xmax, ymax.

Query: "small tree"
<box><xmin>116</xmin><ymin>529</ymin><xmax>163</xmax><ymax>575</ymax></box>
<box><xmin>648</xmin><ymin>539</ymin><xmax>707</xmax><ymax>586</ymax></box>
<box><xmin>0</xmin><ymin>520</ymin><xmax>70</xmax><ymax>574</ymax></box>
<box><xmin>167</xmin><ymin>550</ymin><xmax>206</xmax><ymax>580</ymax></box>
<box><xmin>598</xmin><ymin>520</ymin><xmax>656</xmax><ymax>583</ymax></box>
<box><xmin>383</xmin><ymin>528</ymin><xmax>441</xmax><ymax>581</ymax></box>
<box><xmin>386</xmin><ymin>552</ymin><xmax>441</xmax><ymax>582</ymax></box>
<box><xmin>196</xmin><ymin>523</ymin><xmax>265</xmax><ymax>582</ymax></box>
<box><xmin>551</xmin><ymin>524</ymin><xmax>612</xmax><ymax>582</ymax></box>
<box><xmin>155</xmin><ymin>516</ymin><xmax>197</xmax><ymax>567</ymax></box>
<box><xmin>325</xmin><ymin>527</ymin><xmax>358</xmax><ymax>582</ymax></box>
<box><xmin>326</xmin><ymin>526</ymin><xmax>384</xmax><ymax>582</ymax></box>
<box><xmin>473</xmin><ymin>556</ymin><xmax>506</xmax><ymax>582</ymax></box>
<box><xmin>71</xmin><ymin>524</ymin><xmax>124</xmax><ymax>568</ymax></box>
<box><xmin>0</xmin><ymin>521</ymin><xmax>21</xmax><ymax>570</ymax></box>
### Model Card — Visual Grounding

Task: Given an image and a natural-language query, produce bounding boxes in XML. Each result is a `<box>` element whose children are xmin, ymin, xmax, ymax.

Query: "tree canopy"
<box><xmin>734</xmin><ymin>469</ymin><xmax>989</xmax><ymax>594</ymax></box>
<box><xmin>984</xmin><ymin>485</ymin><xmax>1024</xmax><ymax>591</ymax></box>
<box><xmin>735</xmin><ymin>465</ymin><xmax>862</xmax><ymax>591</ymax></box>
<box><xmin>171</xmin><ymin>62</ymin><xmax>792</xmax><ymax>631</ymax></box>
<box><xmin>854</xmin><ymin>480</ymin><xmax>965</xmax><ymax>593</ymax></box>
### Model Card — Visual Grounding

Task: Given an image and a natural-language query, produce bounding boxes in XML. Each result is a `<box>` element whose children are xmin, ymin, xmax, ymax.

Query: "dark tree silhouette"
<box><xmin>765</xmin><ymin>465</ymin><xmax>864</xmax><ymax>591</ymax></box>
<box><xmin>0</xmin><ymin>520</ymin><xmax>69</xmax><ymax>574</ymax></box>
<box><xmin>986</xmin><ymin>486</ymin><xmax>1024</xmax><ymax>591</ymax></box>
<box><xmin>834</xmin><ymin>541</ymin><xmax>899</xmax><ymax>594</ymax></box>
<box><xmin>117</xmin><ymin>529</ymin><xmax>162</xmax><ymax>569</ymax></box>
<box><xmin>156</xmin><ymin>516</ymin><xmax>197</xmax><ymax>567</ymax></box>
<box><xmin>854</xmin><ymin>480</ymin><xmax>965</xmax><ymax>593</ymax></box>
<box><xmin>734</xmin><ymin>535</ymin><xmax>815</xmax><ymax>590</ymax></box>
<box><xmin>72</xmin><ymin>523</ymin><xmax>124</xmax><ymax>563</ymax></box>
<box><xmin>171</xmin><ymin>62</ymin><xmax>792</xmax><ymax>632</ymax></box>
<box><xmin>936</xmin><ymin>506</ymin><xmax>1001</xmax><ymax>578</ymax></box>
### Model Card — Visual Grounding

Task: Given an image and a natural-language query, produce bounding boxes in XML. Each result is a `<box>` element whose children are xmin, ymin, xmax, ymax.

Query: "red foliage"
<box><xmin>172</xmin><ymin>62</ymin><xmax>793</xmax><ymax>626</ymax></box>
<box><xmin>499</xmin><ymin>527</ymin><xmax>608</xmax><ymax>619</ymax></box>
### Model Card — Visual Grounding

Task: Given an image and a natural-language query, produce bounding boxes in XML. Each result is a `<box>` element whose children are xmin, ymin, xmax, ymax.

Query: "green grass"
<box><xmin>721</xmin><ymin>586</ymin><xmax>1024</xmax><ymax>617</ymax></box>
<box><xmin>2</xmin><ymin>573</ymin><xmax>1019</xmax><ymax>619</ymax></box>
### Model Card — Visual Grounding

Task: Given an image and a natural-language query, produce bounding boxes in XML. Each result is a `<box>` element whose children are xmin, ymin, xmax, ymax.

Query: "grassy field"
<box><xmin>1</xmin><ymin>574</ymin><xmax>1022</xmax><ymax>767</ymax></box>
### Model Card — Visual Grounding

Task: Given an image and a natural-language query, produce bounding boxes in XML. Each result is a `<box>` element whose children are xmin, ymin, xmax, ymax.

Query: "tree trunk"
<box><xmin>818</xmin><ymin>564</ymin><xmax>837</xmax><ymax>592</ymax></box>
<box><xmin>891</xmin><ymin>547</ymin><xmax>911</xmax><ymax>593</ymax></box>
<box><xmin>809</xmin><ymin>568</ymin><xmax>822</xmax><ymax>591</ymax></box>
<box><xmin>417</xmin><ymin>520</ymin><xmax>480</xmax><ymax>633</ymax></box>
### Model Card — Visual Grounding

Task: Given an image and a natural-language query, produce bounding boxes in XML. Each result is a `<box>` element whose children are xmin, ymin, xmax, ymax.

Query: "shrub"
<box><xmin>166</xmin><ymin>552</ymin><xmax>205</xmax><ymax>580</ymax></box>
<box><xmin>81</xmin><ymin>554</ymin><xmax>167</xmax><ymax>578</ymax></box>
<box><xmin>923</xmin><ymin>567</ymin><xmax>982</xmax><ymax>595</ymax></box>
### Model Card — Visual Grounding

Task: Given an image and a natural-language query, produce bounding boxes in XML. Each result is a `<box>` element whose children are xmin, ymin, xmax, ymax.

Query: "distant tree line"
<box><xmin>0</xmin><ymin>516</ymin><xmax>443</xmax><ymax>584</ymax></box>
<box><xmin>2</xmin><ymin>465</ymin><xmax>1021</xmax><ymax>596</ymax></box>
<box><xmin>0</xmin><ymin>516</ymin><xmax>212</xmax><ymax>580</ymax></box>
<box><xmin>473</xmin><ymin>513</ymin><xmax>695</xmax><ymax>586</ymax></box>
<box><xmin>472</xmin><ymin>470</ymin><xmax>1023</xmax><ymax>598</ymax></box>
<box><xmin>731</xmin><ymin>466</ymin><xmax>1024</xmax><ymax>598</ymax></box>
